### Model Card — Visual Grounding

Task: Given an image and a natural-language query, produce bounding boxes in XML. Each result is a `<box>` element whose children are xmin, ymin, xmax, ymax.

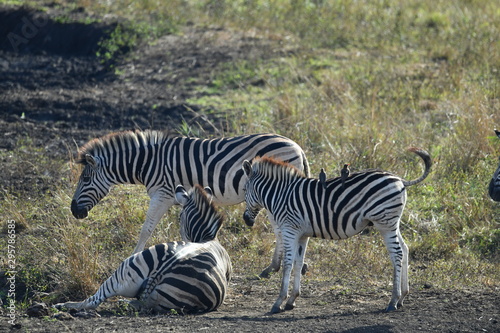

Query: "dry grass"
<box><xmin>0</xmin><ymin>0</ymin><xmax>499</xmax><ymax>306</ymax></box>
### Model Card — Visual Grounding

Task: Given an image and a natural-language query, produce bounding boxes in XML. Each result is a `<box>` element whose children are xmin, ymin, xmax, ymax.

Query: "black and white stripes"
<box><xmin>489</xmin><ymin>129</ymin><xmax>500</xmax><ymax>202</ymax></box>
<box><xmin>242</xmin><ymin>147</ymin><xmax>431</xmax><ymax>313</ymax></box>
<box><xmin>57</xmin><ymin>185</ymin><xmax>231</xmax><ymax>314</ymax></box>
<box><xmin>71</xmin><ymin>130</ymin><xmax>309</xmax><ymax>253</ymax></box>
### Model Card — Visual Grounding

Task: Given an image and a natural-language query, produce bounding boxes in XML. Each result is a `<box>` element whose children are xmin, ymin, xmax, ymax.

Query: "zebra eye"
<box><xmin>83</xmin><ymin>176</ymin><xmax>91</xmax><ymax>183</ymax></box>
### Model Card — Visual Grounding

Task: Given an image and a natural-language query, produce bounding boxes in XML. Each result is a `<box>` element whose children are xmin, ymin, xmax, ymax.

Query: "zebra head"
<box><xmin>241</xmin><ymin>159</ymin><xmax>264</xmax><ymax>227</ymax></box>
<box><xmin>175</xmin><ymin>184</ymin><xmax>223</xmax><ymax>243</ymax></box>
<box><xmin>71</xmin><ymin>154</ymin><xmax>113</xmax><ymax>219</ymax></box>
<box><xmin>489</xmin><ymin>129</ymin><xmax>500</xmax><ymax>202</ymax></box>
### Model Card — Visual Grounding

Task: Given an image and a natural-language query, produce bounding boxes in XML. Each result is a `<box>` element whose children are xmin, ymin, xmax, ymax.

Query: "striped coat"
<box><xmin>70</xmin><ymin>130</ymin><xmax>309</xmax><ymax>253</ymax></box>
<box><xmin>56</xmin><ymin>185</ymin><xmax>231</xmax><ymax>314</ymax></box>
<box><xmin>242</xmin><ymin>148</ymin><xmax>431</xmax><ymax>313</ymax></box>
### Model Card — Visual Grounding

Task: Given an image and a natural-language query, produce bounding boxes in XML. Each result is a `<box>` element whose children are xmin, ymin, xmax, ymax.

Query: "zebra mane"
<box><xmin>251</xmin><ymin>156</ymin><xmax>306</xmax><ymax>181</ymax></box>
<box><xmin>76</xmin><ymin>130</ymin><xmax>169</xmax><ymax>164</ymax></box>
<box><xmin>182</xmin><ymin>184</ymin><xmax>224</xmax><ymax>243</ymax></box>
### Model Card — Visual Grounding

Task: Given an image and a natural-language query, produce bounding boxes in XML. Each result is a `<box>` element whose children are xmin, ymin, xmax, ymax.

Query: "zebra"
<box><xmin>241</xmin><ymin>147</ymin><xmax>431</xmax><ymax>313</ymax></box>
<box><xmin>56</xmin><ymin>184</ymin><xmax>232</xmax><ymax>314</ymax></box>
<box><xmin>71</xmin><ymin>130</ymin><xmax>310</xmax><ymax>254</ymax></box>
<box><xmin>489</xmin><ymin>129</ymin><xmax>500</xmax><ymax>201</ymax></box>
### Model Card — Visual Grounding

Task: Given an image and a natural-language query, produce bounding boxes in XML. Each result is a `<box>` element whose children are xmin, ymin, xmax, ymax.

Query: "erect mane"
<box><xmin>251</xmin><ymin>156</ymin><xmax>306</xmax><ymax>181</ymax></box>
<box><xmin>184</xmin><ymin>184</ymin><xmax>224</xmax><ymax>243</ymax></box>
<box><xmin>76</xmin><ymin>130</ymin><xmax>169</xmax><ymax>164</ymax></box>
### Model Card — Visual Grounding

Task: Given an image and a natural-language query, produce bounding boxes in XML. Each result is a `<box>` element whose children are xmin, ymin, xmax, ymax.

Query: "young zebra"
<box><xmin>242</xmin><ymin>148</ymin><xmax>431</xmax><ymax>314</ymax></box>
<box><xmin>56</xmin><ymin>184</ymin><xmax>232</xmax><ymax>314</ymax></box>
<box><xmin>488</xmin><ymin>129</ymin><xmax>500</xmax><ymax>201</ymax></box>
<box><xmin>71</xmin><ymin>130</ymin><xmax>309</xmax><ymax>254</ymax></box>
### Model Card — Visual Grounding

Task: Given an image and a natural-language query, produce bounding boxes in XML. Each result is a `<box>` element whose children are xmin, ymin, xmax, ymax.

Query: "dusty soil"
<box><xmin>3</xmin><ymin>277</ymin><xmax>500</xmax><ymax>333</ymax></box>
<box><xmin>4</xmin><ymin>278</ymin><xmax>500</xmax><ymax>333</ymax></box>
<box><xmin>0</xmin><ymin>5</ymin><xmax>499</xmax><ymax>333</ymax></box>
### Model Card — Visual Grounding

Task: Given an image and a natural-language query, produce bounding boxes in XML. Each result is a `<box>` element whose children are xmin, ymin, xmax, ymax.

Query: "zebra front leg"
<box><xmin>260</xmin><ymin>218</ymin><xmax>309</xmax><ymax>279</ymax></box>
<box><xmin>260</xmin><ymin>216</ymin><xmax>283</xmax><ymax>278</ymax></box>
<box><xmin>54</xmin><ymin>286</ymin><xmax>111</xmax><ymax>311</ymax></box>
<box><xmin>260</xmin><ymin>236</ymin><xmax>283</xmax><ymax>279</ymax></box>
<box><xmin>56</xmin><ymin>254</ymin><xmax>151</xmax><ymax>311</ymax></box>
<box><xmin>133</xmin><ymin>194</ymin><xmax>173</xmax><ymax>254</ymax></box>
<box><xmin>285</xmin><ymin>236</ymin><xmax>309</xmax><ymax>311</ymax></box>
<box><xmin>55</xmin><ymin>298</ymin><xmax>100</xmax><ymax>311</ymax></box>
<box><xmin>270</xmin><ymin>234</ymin><xmax>297</xmax><ymax>313</ymax></box>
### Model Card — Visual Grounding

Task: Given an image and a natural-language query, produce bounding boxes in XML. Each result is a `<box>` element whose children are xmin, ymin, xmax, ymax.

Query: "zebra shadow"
<box><xmin>206</xmin><ymin>315</ymin><xmax>394</xmax><ymax>332</ymax></box>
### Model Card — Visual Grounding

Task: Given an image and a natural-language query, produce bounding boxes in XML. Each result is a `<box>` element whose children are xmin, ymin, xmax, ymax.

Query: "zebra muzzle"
<box><xmin>489</xmin><ymin>179</ymin><xmax>500</xmax><ymax>202</ymax></box>
<box><xmin>71</xmin><ymin>200</ymin><xmax>89</xmax><ymax>219</ymax></box>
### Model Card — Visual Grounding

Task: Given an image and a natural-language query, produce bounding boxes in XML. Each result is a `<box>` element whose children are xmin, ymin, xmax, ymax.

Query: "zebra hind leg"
<box><xmin>381</xmin><ymin>229</ymin><xmax>406</xmax><ymax>312</ymax></box>
<box><xmin>397</xmin><ymin>231</ymin><xmax>409</xmax><ymax>308</ymax></box>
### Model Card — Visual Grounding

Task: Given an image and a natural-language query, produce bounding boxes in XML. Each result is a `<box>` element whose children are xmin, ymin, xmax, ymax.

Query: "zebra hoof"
<box><xmin>53</xmin><ymin>303</ymin><xmax>65</xmax><ymax>310</ymax></box>
<box><xmin>284</xmin><ymin>303</ymin><xmax>295</xmax><ymax>311</ymax></box>
<box><xmin>259</xmin><ymin>271</ymin><xmax>271</xmax><ymax>279</ymax></box>
<box><xmin>270</xmin><ymin>305</ymin><xmax>283</xmax><ymax>314</ymax></box>
<box><xmin>127</xmin><ymin>300</ymin><xmax>143</xmax><ymax>311</ymax></box>
<box><xmin>243</xmin><ymin>212</ymin><xmax>255</xmax><ymax>227</ymax></box>
<box><xmin>301</xmin><ymin>262</ymin><xmax>308</xmax><ymax>275</ymax></box>
<box><xmin>384</xmin><ymin>304</ymin><xmax>397</xmax><ymax>312</ymax></box>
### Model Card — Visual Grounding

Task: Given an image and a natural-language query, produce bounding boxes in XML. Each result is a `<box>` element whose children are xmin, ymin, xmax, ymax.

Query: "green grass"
<box><xmin>1</xmin><ymin>0</ymin><xmax>499</xmax><ymax>309</ymax></box>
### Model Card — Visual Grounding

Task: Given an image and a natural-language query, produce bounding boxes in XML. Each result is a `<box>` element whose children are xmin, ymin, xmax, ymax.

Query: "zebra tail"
<box><xmin>402</xmin><ymin>147</ymin><xmax>432</xmax><ymax>187</ymax></box>
<box><xmin>302</xmin><ymin>151</ymin><xmax>311</xmax><ymax>177</ymax></box>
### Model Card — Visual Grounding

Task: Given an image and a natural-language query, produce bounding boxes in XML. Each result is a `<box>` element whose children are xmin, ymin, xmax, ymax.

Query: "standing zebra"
<box><xmin>489</xmin><ymin>129</ymin><xmax>500</xmax><ymax>201</ymax></box>
<box><xmin>71</xmin><ymin>130</ymin><xmax>309</xmax><ymax>254</ymax></box>
<box><xmin>242</xmin><ymin>147</ymin><xmax>431</xmax><ymax>313</ymax></box>
<box><xmin>56</xmin><ymin>184</ymin><xmax>232</xmax><ymax>314</ymax></box>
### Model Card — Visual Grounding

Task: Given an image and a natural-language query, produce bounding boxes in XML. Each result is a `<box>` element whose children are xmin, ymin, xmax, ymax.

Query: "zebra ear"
<box><xmin>204</xmin><ymin>186</ymin><xmax>214</xmax><ymax>203</ymax></box>
<box><xmin>85</xmin><ymin>154</ymin><xmax>98</xmax><ymax>168</ymax></box>
<box><xmin>495</xmin><ymin>129</ymin><xmax>500</xmax><ymax>139</ymax></box>
<box><xmin>175</xmin><ymin>185</ymin><xmax>189</xmax><ymax>206</ymax></box>
<box><xmin>242</xmin><ymin>160</ymin><xmax>253</xmax><ymax>177</ymax></box>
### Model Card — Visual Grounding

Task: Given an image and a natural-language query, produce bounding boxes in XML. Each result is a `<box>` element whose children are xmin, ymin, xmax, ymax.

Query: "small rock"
<box><xmin>26</xmin><ymin>303</ymin><xmax>50</xmax><ymax>317</ymax></box>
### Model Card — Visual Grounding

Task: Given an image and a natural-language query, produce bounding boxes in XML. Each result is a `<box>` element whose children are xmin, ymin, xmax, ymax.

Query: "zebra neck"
<box><xmin>261</xmin><ymin>177</ymin><xmax>296</xmax><ymax>211</ymax></box>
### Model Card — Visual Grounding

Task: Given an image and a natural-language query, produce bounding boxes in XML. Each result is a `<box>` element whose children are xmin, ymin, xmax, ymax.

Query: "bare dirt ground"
<box><xmin>0</xmin><ymin>5</ymin><xmax>499</xmax><ymax>333</ymax></box>
<box><xmin>5</xmin><ymin>278</ymin><xmax>500</xmax><ymax>333</ymax></box>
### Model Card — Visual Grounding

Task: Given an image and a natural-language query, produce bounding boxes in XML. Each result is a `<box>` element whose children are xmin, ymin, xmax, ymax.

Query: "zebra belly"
<box><xmin>309</xmin><ymin>217</ymin><xmax>369</xmax><ymax>240</ymax></box>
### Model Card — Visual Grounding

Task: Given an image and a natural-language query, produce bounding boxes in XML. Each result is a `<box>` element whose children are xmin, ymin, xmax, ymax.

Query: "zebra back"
<box><xmin>175</xmin><ymin>184</ymin><xmax>223</xmax><ymax>243</ymax></box>
<box><xmin>75</xmin><ymin>130</ymin><xmax>165</xmax><ymax>164</ymax></box>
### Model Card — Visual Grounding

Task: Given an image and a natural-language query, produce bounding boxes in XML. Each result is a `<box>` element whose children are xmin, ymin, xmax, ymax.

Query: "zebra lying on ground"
<box><xmin>56</xmin><ymin>184</ymin><xmax>232</xmax><ymax>314</ymax></box>
<box><xmin>71</xmin><ymin>130</ymin><xmax>309</xmax><ymax>254</ymax></box>
<box><xmin>242</xmin><ymin>148</ymin><xmax>431</xmax><ymax>313</ymax></box>
<box><xmin>488</xmin><ymin>129</ymin><xmax>500</xmax><ymax>202</ymax></box>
